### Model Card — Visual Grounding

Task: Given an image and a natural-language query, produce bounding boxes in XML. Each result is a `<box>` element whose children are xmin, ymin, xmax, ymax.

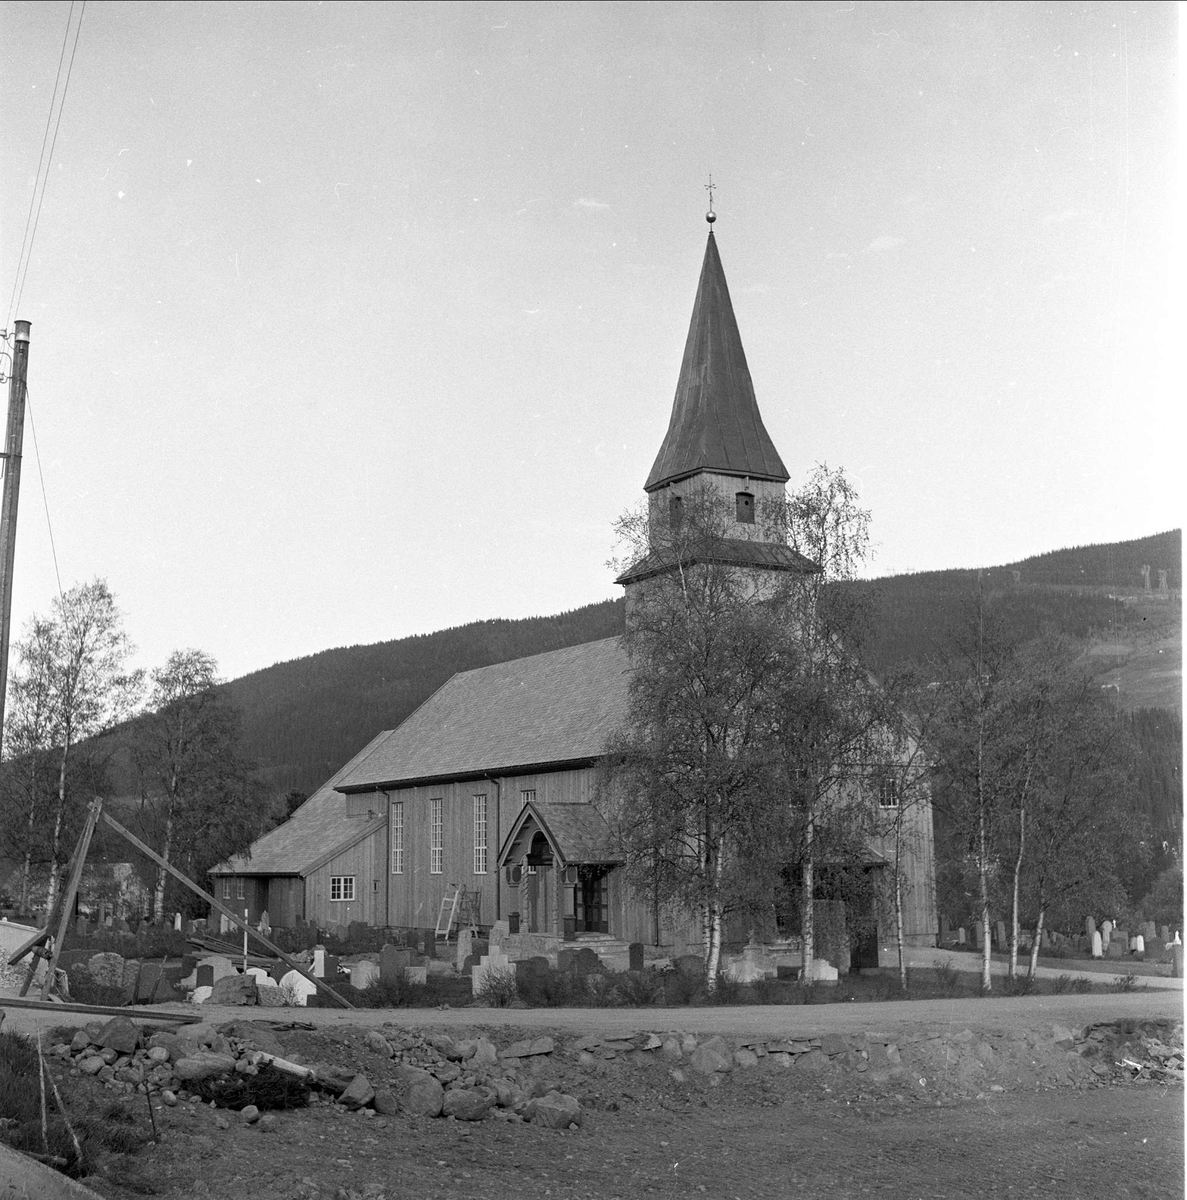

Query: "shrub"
<box><xmin>1002</xmin><ymin>974</ymin><xmax>1037</xmax><ymax>997</ymax></box>
<box><xmin>710</xmin><ymin>973</ymin><xmax>742</xmax><ymax>1005</ymax></box>
<box><xmin>1113</xmin><ymin>973</ymin><xmax>1144</xmax><ymax>993</ymax></box>
<box><xmin>476</xmin><ymin>966</ymin><xmax>519</xmax><ymax>1008</ymax></box>
<box><xmin>584</xmin><ymin>973</ymin><xmax>620</xmax><ymax>1008</ymax></box>
<box><xmin>612</xmin><ymin>969</ymin><xmax>665</xmax><ymax>1007</ymax></box>
<box><xmin>661</xmin><ymin>969</ymin><xmax>705</xmax><ymax>1007</ymax></box>
<box><xmin>932</xmin><ymin>957</ymin><xmax>964</xmax><ymax>997</ymax></box>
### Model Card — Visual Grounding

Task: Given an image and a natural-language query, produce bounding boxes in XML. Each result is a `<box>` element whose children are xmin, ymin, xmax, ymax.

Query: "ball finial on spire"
<box><xmin>705</xmin><ymin>174</ymin><xmax>716</xmax><ymax>225</ymax></box>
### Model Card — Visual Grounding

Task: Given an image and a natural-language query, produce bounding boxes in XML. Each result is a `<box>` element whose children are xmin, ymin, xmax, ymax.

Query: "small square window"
<box><xmin>330</xmin><ymin>876</ymin><xmax>356</xmax><ymax>902</ymax></box>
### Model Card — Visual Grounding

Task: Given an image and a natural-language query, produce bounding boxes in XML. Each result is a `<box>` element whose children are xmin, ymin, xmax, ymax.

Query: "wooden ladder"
<box><xmin>435</xmin><ymin>885</ymin><xmax>481</xmax><ymax>942</ymax></box>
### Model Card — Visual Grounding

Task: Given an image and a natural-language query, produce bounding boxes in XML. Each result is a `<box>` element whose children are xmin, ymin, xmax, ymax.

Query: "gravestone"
<box><xmin>75</xmin><ymin>916</ymin><xmax>89</xmax><ymax>939</ymax></box>
<box><xmin>1105</xmin><ymin>939</ymin><xmax>1124</xmax><ymax>960</ymax></box>
<box><xmin>351</xmin><ymin>960</ymin><xmax>379</xmax><ymax>990</ymax></box>
<box><xmin>1161</xmin><ymin>925</ymin><xmax>1171</xmax><ymax>944</ymax></box>
<box><xmin>1142</xmin><ymin>921</ymin><xmax>1157</xmax><ymax>944</ymax></box>
<box><xmin>1134</xmin><ymin>935</ymin><xmax>1145</xmax><ymax>954</ymax></box>
<box><xmin>1085</xmin><ymin>916</ymin><xmax>1096</xmax><ymax>939</ymax></box>
<box><xmin>380</xmin><ymin>944</ymin><xmax>411</xmax><ymax>981</ymax></box>
<box><xmin>278</xmin><ymin>968</ymin><xmax>317</xmax><ymax>1005</ymax></box>
<box><xmin>1091</xmin><ymin>931</ymin><xmax>1103</xmax><ymax>958</ymax></box>
<box><xmin>197</xmin><ymin>964</ymin><xmax>215</xmax><ymax>988</ymax></box>
<box><xmin>996</xmin><ymin>920</ymin><xmax>1008</xmax><ymax>950</ymax></box>
<box><xmin>324</xmin><ymin>954</ymin><xmax>340</xmax><ymax>979</ymax></box>
<box><xmin>455</xmin><ymin>928</ymin><xmax>474</xmax><ymax>972</ymax></box>
<box><xmin>1040</xmin><ymin>928</ymin><xmax>1050</xmax><ymax>949</ymax></box>
<box><xmin>956</xmin><ymin>927</ymin><xmax>966</xmax><ymax>945</ymax></box>
<box><xmin>971</xmin><ymin>923</ymin><xmax>981</xmax><ymax>948</ymax></box>
<box><xmin>629</xmin><ymin>942</ymin><xmax>645</xmax><ymax>972</ymax></box>
<box><xmin>471</xmin><ymin>949</ymin><xmax>514</xmax><ymax>996</ymax></box>
<box><xmin>173</xmin><ymin>912</ymin><xmax>182</xmax><ymax>932</ymax></box>
<box><xmin>312</xmin><ymin>948</ymin><xmax>326</xmax><ymax>978</ymax></box>
<box><xmin>1101</xmin><ymin>919</ymin><xmax>1113</xmax><ymax>945</ymax></box>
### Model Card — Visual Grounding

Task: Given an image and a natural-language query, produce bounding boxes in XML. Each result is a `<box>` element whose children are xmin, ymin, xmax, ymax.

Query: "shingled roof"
<box><xmin>496</xmin><ymin>800</ymin><xmax>622</xmax><ymax>868</ymax></box>
<box><xmin>335</xmin><ymin>638</ymin><xmax>631</xmax><ymax>792</ymax></box>
<box><xmin>645</xmin><ymin>231</ymin><xmax>789</xmax><ymax>491</ymax></box>
<box><xmin>212</xmin><ymin>731</ymin><xmax>391</xmax><ymax>876</ymax></box>
<box><xmin>615</xmin><ymin>537</ymin><xmax>819</xmax><ymax>586</ymax></box>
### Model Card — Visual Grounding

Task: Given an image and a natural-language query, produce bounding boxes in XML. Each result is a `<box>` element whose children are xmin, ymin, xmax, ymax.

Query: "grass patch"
<box><xmin>0</xmin><ymin>1030</ymin><xmax>150</xmax><ymax>1180</ymax></box>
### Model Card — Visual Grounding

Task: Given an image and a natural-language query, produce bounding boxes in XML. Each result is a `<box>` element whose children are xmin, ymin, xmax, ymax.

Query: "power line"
<box><xmin>22</xmin><ymin>388</ymin><xmax>65</xmax><ymax>605</ymax></box>
<box><xmin>4</xmin><ymin>1</ymin><xmax>87</xmax><ymax>332</ymax></box>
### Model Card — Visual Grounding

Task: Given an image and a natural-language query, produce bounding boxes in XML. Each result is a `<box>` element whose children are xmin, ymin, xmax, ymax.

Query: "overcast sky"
<box><xmin>0</xmin><ymin>1</ymin><xmax>1178</xmax><ymax>683</ymax></box>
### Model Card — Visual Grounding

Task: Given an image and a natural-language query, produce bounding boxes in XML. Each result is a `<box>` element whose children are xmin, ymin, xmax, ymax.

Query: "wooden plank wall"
<box><xmin>304</xmin><ymin>835</ymin><xmax>384</xmax><ymax>929</ymax></box>
<box><xmin>378</xmin><ymin>767</ymin><xmax>597</xmax><ymax>930</ymax></box>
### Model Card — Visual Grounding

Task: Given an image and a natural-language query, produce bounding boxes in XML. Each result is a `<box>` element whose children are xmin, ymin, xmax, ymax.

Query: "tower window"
<box><xmin>735</xmin><ymin>492</ymin><xmax>755</xmax><ymax>524</ymax></box>
<box><xmin>669</xmin><ymin>495</ymin><xmax>683</xmax><ymax>526</ymax></box>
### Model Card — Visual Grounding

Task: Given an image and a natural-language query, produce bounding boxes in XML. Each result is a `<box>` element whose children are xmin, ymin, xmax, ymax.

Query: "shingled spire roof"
<box><xmin>644</xmin><ymin>231</ymin><xmax>789</xmax><ymax>492</ymax></box>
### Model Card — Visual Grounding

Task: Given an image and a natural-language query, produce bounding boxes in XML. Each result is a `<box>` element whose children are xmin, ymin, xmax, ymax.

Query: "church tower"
<box><xmin>617</xmin><ymin>222</ymin><xmax>817</xmax><ymax>601</ymax></box>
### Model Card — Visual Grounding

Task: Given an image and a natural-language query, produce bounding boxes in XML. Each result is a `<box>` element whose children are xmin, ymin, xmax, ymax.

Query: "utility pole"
<box><xmin>0</xmin><ymin>319</ymin><xmax>31</xmax><ymax>756</ymax></box>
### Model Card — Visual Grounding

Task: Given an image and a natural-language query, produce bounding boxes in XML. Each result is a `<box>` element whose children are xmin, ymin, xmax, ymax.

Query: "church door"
<box><xmin>526</xmin><ymin>833</ymin><xmax>554</xmax><ymax>934</ymax></box>
<box><xmin>577</xmin><ymin>865</ymin><xmax>611</xmax><ymax>934</ymax></box>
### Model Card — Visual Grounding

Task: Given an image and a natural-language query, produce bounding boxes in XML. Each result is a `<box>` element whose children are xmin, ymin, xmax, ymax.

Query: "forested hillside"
<box><xmin>227</xmin><ymin>600</ymin><xmax>625</xmax><ymax>796</ymax></box>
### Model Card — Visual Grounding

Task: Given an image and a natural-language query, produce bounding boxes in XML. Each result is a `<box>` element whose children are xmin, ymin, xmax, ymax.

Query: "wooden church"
<box><xmin>212</xmin><ymin>226</ymin><xmax>937</xmax><ymax>966</ymax></box>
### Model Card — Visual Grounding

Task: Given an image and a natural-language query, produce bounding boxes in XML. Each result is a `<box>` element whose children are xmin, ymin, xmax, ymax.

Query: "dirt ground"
<box><xmin>46</xmin><ymin>1019</ymin><xmax>1186</xmax><ymax>1200</ymax></box>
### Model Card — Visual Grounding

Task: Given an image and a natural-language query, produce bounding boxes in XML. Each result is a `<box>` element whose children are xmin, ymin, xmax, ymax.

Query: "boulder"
<box><xmin>364</xmin><ymin>1030</ymin><xmax>392</xmax><ymax>1056</ymax></box>
<box><xmin>528</xmin><ymin>1091</ymin><xmax>582</xmax><ymax>1129</ymax></box>
<box><xmin>190</xmin><ymin>985</ymin><xmax>214</xmax><ymax>1005</ymax></box>
<box><xmin>688</xmin><ymin>1044</ymin><xmax>732</xmax><ymax>1075</ymax></box>
<box><xmin>501</xmin><ymin>1036</ymin><xmax>554</xmax><ymax>1059</ymax></box>
<box><xmin>209</xmin><ymin>973</ymin><xmax>258</xmax><ymax>1006</ymax></box>
<box><xmin>402</xmin><ymin>1069</ymin><xmax>444</xmax><ymax>1118</ymax></box>
<box><xmin>373</xmin><ymin>1089</ymin><xmax>399</xmax><ymax>1116</ymax></box>
<box><xmin>97</xmin><ymin>1016</ymin><xmax>140</xmax><ymax>1056</ymax></box>
<box><xmin>340</xmin><ymin>1073</ymin><xmax>376</xmax><ymax>1111</ymax></box>
<box><xmin>442</xmin><ymin>1089</ymin><xmax>490</xmax><ymax>1121</ymax></box>
<box><xmin>257</xmin><ymin>981</ymin><xmax>287</xmax><ymax>1007</ymax></box>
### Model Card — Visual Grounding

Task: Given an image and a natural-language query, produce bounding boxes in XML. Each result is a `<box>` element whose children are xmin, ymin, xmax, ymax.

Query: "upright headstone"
<box><xmin>173</xmin><ymin>912</ymin><xmax>182</xmax><ymax>932</ymax></box>
<box><xmin>1040</xmin><ymin>927</ymin><xmax>1050</xmax><ymax>949</ymax></box>
<box><xmin>956</xmin><ymin>927</ymin><xmax>966</xmax><ymax>945</ymax></box>
<box><xmin>996</xmin><ymin>920</ymin><xmax>1008</xmax><ymax>950</ymax></box>
<box><xmin>1085</xmin><ymin>916</ymin><xmax>1096</xmax><ymax>939</ymax></box>
<box><xmin>75</xmin><ymin>916</ymin><xmax>89</xmax><ymax>939</ymax></box>
<box><xmin>629</xmin><ymin>942</ymin><xmax>645</xmax><ymax>972</ymax></box>
<box><xmin>312</xmin><ymin>947</ymin><xmax>326</xmax><ymax>978</ymax></box>
<box><xmin>1101</xmin><ymin>919</ymin><xmax>1113</xmax><ymax>947</ymax></box>
<box><xmin>380</xmin><ymin>944</ymin><xmax>412</xmax><ymax>981</ymax></box>
<box><xmin>456</xmin><ymin>928</ymin><xmax>474</xmax><ymax>972</ymax></box>
<box><xmin>1142</xmin><ymin>920</ymin><xmax>1157</xmax><ymax>945</ymax></box>
<box><xmin>1161</xmin><ymin>925</ymin><xmax>1171</xmax><ymax>944</ymax></box>
<box><xmin>1091</xmin><ymin>931</ymin><xmax>1103</xmax><ymax>958</ymax></box>
<box><xmin>1134</xmin><ymin>934</ymin><xmax>1145</xmax><ymax>954</ymax></box>
<box><xmin>971</xmin><ymin>922</ymin><xmax>981</xmax><ymax>948</ymax></box>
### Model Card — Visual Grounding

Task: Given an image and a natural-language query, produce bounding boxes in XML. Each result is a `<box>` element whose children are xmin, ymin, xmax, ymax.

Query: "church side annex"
<box><xmin>211</xmin><ymin>224</ymin><xmax>937</xmax><ymax>968</ymax></box>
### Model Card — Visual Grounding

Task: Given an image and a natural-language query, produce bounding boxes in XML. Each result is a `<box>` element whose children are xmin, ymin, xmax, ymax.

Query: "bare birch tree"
<box><xmin>7</xmin><ymin>580</ymin><xmax>142</xmax><ymax>915</ymax></box>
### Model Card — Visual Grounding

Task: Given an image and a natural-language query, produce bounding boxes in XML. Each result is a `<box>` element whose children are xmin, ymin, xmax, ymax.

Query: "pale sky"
<box><xmin>0</xmin><ymin>1</ymin><xmax>1178</xmax><ymax>683</ymax></box>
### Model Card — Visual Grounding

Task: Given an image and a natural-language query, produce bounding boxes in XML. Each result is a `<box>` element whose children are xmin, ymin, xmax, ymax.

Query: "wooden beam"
<box><xmin>99</xmin><ymin>811</ymin><xmax>354</xmax><ymax>1010</ymax></box>
<box><xmin>41</xmin><ymin>798</ymin><xmax>103</xmax><ymax>1000</ymax></box>
<box><xmin>0</xmin><ymin>996</ymin><xmax>200</xmax><ymax>1022</ymax></box>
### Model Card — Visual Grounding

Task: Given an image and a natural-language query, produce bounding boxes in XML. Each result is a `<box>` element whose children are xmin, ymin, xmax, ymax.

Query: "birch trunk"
<box><xmin>1008</xmin><ymin>806</ymin><xmax>1026</xmax><ymax>981</ymax></box>
<box><xmin>1028</xmin><ymin>906</ymin><xmax>1045</xmax><ymax>979</ymax></box>
<box><xmin>152</xmin><ymin>815</ymin><xmax>174</xmax><ymax>922</ymax></box>
<box><xmin>801</xmin><ymin>809</ymin><xmax>815</xmax><ymax>978</ymax></box>
<box><xmin>44</xmin><ymin>738</ymin><xmax>71</xmax><ymax>918</ymax></box>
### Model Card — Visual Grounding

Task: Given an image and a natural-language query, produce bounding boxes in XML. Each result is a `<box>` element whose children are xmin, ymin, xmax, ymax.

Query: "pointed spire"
<box><xmin>644</xmin><ymin>231</ymin><xmax>789</xmax><ymax>492</ymax></box>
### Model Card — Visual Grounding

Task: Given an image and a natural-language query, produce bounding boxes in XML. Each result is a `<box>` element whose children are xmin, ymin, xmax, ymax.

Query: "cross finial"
<box><xmin>705</xmin><ymin>174</ymin><xmax>716</xmax><ymax>225</ymax></box>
